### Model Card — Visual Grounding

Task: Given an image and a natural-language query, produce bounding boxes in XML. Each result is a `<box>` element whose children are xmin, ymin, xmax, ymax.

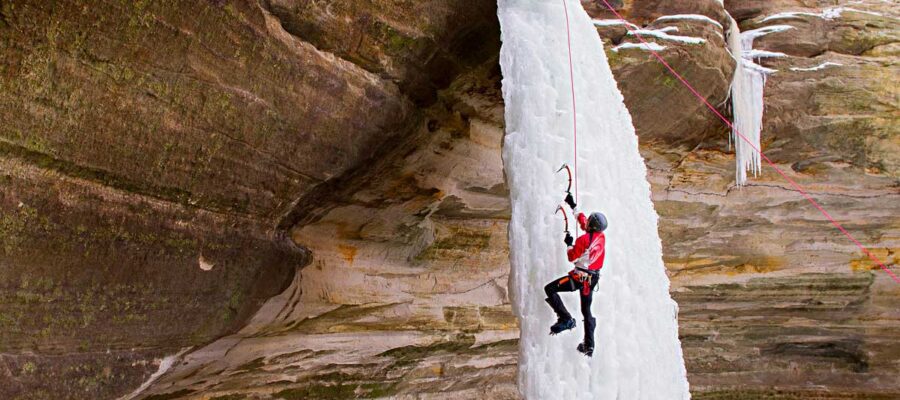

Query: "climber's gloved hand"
<box><xmin>564</xmin><ymin>233</ymin><xmax>574</xmax><ymax>247</ymax></box>
<box><xmin>564</xmin><ymin>193</ymin><xmax>576</xmax><ymax>210</ymax></box>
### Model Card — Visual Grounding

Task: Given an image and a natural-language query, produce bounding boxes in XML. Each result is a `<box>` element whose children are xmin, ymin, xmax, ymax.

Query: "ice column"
<box><xmin>727</xmin><ymin>18</ymin><xmax>788</xmax><ymax>185</ymax></box>
<box><xmin>498</xmin><ymin>0</ymin><xmax>690</xmax><ymax>398</ymax></box>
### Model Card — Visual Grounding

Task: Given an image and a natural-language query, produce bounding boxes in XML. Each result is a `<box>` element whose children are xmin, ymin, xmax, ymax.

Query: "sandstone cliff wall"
<box><xmin>0</xmin><ymin>0</ymin><xmax>896</xmax><ymax>398</ymax></box>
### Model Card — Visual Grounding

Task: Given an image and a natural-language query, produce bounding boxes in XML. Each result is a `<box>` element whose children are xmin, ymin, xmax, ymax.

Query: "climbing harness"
<box><xmin>569</xmin><ymin>269</ymin><xmax>594</xmax><ymax>296</ymax></box>
<box><xmin>558</xmin><ymin>0</ymin><xmax>898</xmax><ymax>283</ymax></box>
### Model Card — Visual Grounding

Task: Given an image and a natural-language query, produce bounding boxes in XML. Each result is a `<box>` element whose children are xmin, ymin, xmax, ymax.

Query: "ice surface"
<box><xmin>655</xmin><ymin>14</ymin><xmax>724</xmax><ymax>29</ymax></box>
<box><xmin>498</xmin><ymin>0</ymin><xmax>690</xmax><ymax>398</ymax></box>
<box><xmin>790</xmin><ymin>62</ymin><xmax>844</xmax><ymax>72</ymax></box>
<box><xmin>742</xmin><ymin>61</ymin><xmax>778</xmax><ymax>75</ymax></box>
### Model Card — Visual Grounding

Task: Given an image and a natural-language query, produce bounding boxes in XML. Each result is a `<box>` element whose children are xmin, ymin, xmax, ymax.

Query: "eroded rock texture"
<box><xmin>134</xmin><ymin>59</ymin><xmax>517</xmax><ymax>400</ymax></box>
<box><xmin>1</xmin><ymin>0</ymin><xmax>897</xmax><ymax>399</ymax></box>
<box><xmin>665</xmin><ymin>1</ymin><xmax>900</xmax><ymax>397</ymax></box>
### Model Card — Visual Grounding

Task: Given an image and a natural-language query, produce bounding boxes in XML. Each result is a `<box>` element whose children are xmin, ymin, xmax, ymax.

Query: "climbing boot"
<box><xmin>549</xmin><ymin>317</ymin><xmax>576</xmax><ymax>335</ymax></box>
<box><xmin>577</xmin><ymin>342</ymin><xmax>594</xmax><ymax>357</ymax></box>
<box><xmin>583</xmin><ymin>317</ymin><xmax>596</xmax><ymax>347</ymax></box>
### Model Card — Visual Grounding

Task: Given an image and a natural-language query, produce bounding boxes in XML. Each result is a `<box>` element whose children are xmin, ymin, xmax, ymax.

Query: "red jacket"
<box><xmin>567</xmin><ymin>213</ymin><xmax>606</xmax><ymax>271</ymax></box>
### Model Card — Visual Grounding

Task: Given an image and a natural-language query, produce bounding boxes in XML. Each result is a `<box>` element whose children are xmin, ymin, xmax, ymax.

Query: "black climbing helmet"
<box><xmin>587</xmin><ymin>212</ymin><xmax>608</xmax><ymax>232</ymax></box>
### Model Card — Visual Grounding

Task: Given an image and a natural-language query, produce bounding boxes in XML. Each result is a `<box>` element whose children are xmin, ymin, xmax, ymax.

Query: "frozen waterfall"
<box><xmin>726</xmin><ymin>18</ymin><xmax>790</xmax><ymax>185</ymax></box>
<box><xmin>497</xmin><ymin>0</ymin><xmax>690</xmax><ymax>399</ymax></box>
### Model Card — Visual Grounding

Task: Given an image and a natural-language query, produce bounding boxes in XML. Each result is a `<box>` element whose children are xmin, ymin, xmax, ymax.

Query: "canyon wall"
<box><xmin>0</xmin><ymin>0</ymin><xmax>896</xmax><ymax>399</ymax></box>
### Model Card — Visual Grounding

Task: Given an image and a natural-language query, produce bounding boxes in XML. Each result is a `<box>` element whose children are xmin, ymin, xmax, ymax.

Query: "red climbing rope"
<box><xmin>561</xmin><ymin>0</ymin><xmax>579</xmax><ymax>205</ymax></box>
<box><xmin>562</xmin><ymin>0</ymin><xmax>581</xmax><ymax>236</ymax></box>
<box><xmin>589</xmin><ymin>0</ymin><xmax>898</xmax><ymax>283</ymax></box>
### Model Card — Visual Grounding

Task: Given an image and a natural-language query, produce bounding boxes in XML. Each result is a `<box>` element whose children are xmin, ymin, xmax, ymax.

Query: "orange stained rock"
<box><xmin>850</xmin><ymin>248</ymin><xmax>897</xmax><ymax>272</ymax></box>
<box><xmin>338</xmin><ymin>244</ymin><xmax>359</xmax><ymax>265</ymax></box>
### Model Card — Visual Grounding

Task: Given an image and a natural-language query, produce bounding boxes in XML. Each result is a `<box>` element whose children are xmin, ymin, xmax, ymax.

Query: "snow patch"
<box><xmin>741</xmin><ymin>25</ymin><xmax>795</xmax><ymax>44</ymax></box>
<box><xmin>498</xmin><ymin>0</ymin><xmax>690</xmax><ymax>398</ymax></box>
<box><xmin>761</xmin><ymin>7</ymin><xmax>883</xmax><ymax>22</ymax></box>
<box><xmin>592</xmin><ymin>19</ymin><xmax>639</xmax><ymax>29</ymax></box>
<box><xmin>655</xmin><ymin>14</ymin><xmax>724</xmax><ymax>29</ymax></box>
<box><xmin>745</xmin><ymin>49</ymin><xmax>789</xmax><ymax>60</ymax></box>
<box><xmin>790</xmin><ymin>62</ymin><xmax>844</xmax><ymax>72</ymax></box>
<box><xmin>612</xmin><ymin>42</ymin><xmax>667</xmax><ymax>52</ymax></box>
<box><xmin>628</xmin><ymin>27</ymin><xmax>706</xmax><ymax>44</ymax></box>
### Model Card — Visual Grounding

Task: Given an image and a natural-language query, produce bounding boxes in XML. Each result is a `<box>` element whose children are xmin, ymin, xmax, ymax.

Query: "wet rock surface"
<box><xmin>1</xmin><ymin>0</ymin><xmax>898</xmax><ymax>399</ymax></box>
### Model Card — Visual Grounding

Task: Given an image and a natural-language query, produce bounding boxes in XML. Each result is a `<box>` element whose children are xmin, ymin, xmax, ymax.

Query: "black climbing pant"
<box><xmin>545</xmin><ymin>273</ymin><xmax>598</xmax><ymax>348</ymax></box>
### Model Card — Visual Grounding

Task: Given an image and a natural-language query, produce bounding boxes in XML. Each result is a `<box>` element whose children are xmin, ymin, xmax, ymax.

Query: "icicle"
<box><xmin>727</xmin><ymin>18</ymin><xmax>781</xmax><ymax>185</ymax></box>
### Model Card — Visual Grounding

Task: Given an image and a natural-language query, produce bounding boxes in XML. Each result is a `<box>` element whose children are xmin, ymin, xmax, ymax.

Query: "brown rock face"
<box><xmin>678</xmin><ymin>273</ymin><xmax>900</xmax><ymax>398</ymax></box>
<box><xmin>265</xmin><ymin>0</ymin><xmax>500</xmax><ymax>105</ymax></box>
<box><xmin>0</xmin><ymin>0</ymin><xmax>428</xmax><ymax>398</ymax></box>
<box><xmin>132</xmin><ymin>60</ymin><xmax>517</xmax><ymax>400</ymax></box>
<box><xmin>654</xmin><ymin>0</ymin><xmax>900</xmax><ymax>396</ymax></box>
<box><xmin>0</xmin><ymin>1</ymin><xmax>416</xmax><ymax>219</ymax></box>
<box><xmin>1</xmin><ymin>1</ymin><xmax>506</xmax><ymax>399</ymax></box>
<box><xmin>0</xmin><ymin>156</ymin><xmax>303</xmax><ymax>399</ymax></box>
<box><xmin>587</xmin><ymin>0</ymin><xmax>729</xmax><ymax>24</ymax></box>
<box><xmin>750</xmin><ymin>9</ymin><xmax>898</xmax><ymax>58</ymax></box>
<box><xmin>590</xmin><ymin>6</ymin><xmax>735</xmax><ymax>147</ymax></box>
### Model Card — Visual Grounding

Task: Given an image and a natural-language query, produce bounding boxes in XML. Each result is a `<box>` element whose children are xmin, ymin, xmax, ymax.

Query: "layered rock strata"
<box><xmin>1</xmin><ymin>0</ymin><xmax>897</xmax><ymax>398</ymax></box>
<box><xmin>134</xmin><ymin>60</ymin><xmax>518</xmax><ymax>400</ymax></box>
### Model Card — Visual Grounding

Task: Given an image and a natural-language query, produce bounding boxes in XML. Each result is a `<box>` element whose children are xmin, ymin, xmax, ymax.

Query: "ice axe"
<box><xmin>557</xmin><ymin>163</ymin><xmax>577</xmax><ymax>211</ymax></box>
<box><xmin>556</xmin><ymin>163</ymin><xmax>572</xmax><ymax>195</ymax></box>
<box><xmin>555</xmin><ymin>205</ymin><xmax>570</xmax><ymax>235</ymax></box>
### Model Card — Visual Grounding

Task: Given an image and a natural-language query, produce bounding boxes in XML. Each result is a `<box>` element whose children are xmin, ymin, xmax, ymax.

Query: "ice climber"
<box><xmin>544</xmin><ymin>193</ymin><xmax>608</xmax><ymax>357</ymax></box>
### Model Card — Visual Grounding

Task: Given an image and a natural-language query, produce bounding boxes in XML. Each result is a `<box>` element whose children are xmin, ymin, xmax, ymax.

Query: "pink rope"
<box><xmin>562</xmin><ymin>0</ymin><xmax>580</xmax><ymax>235</ymax></box>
